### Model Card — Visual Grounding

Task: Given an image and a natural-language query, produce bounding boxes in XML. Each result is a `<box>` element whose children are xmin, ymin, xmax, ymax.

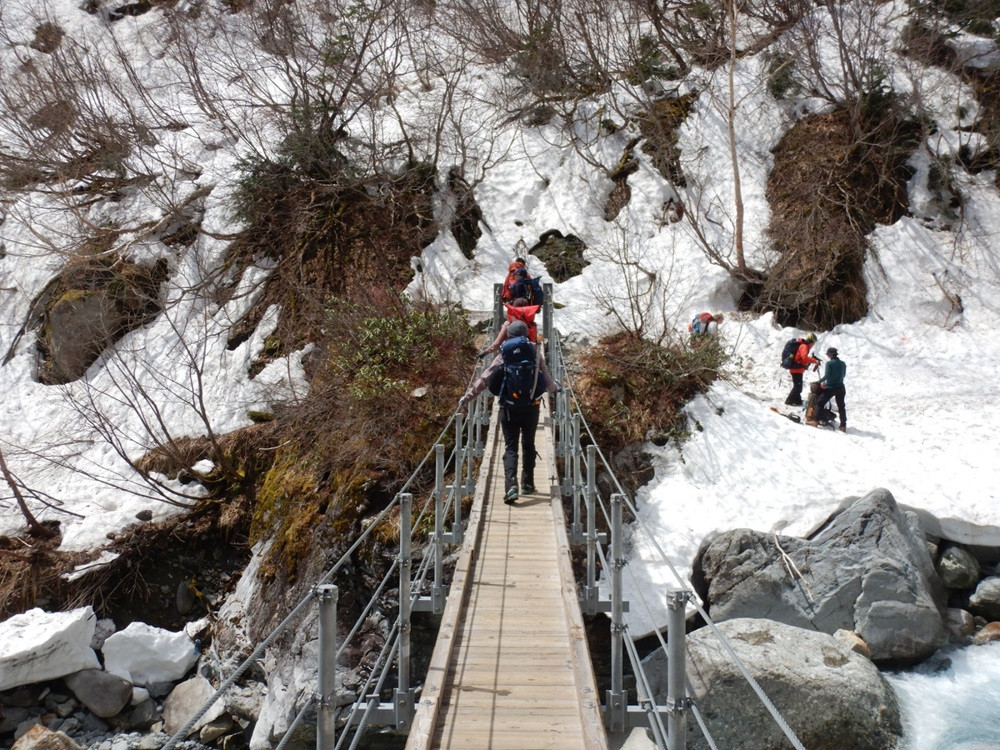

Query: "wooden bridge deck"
<box><xmin>406</xmin><ymin>401</ymin><xmax>606</xmax><ymax>750</ymax></box>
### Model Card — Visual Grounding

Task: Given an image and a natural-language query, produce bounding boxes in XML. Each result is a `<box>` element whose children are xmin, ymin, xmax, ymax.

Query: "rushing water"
<box><xmin>886</xmin><ymin>643</ymin><xmax>1000</xmax><ymax>750</ymax></box>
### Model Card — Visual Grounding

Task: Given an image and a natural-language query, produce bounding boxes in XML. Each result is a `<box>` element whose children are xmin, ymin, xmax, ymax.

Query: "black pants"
<box><xmin>500</xmin><ymin>405</ymin><xmax>539</xmax><ymax>491</ymax></box>
<box><xmin>785</xmin><ymin>372</ymin><xmax>804</xmax><ymax>405</ymax></box>
<box><xmin>815</xmin><ymin>384</ymin><xmax>847</xmax><ymax>427</ymax></box>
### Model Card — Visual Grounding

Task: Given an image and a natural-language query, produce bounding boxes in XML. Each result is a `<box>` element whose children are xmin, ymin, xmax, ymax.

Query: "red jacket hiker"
<box><xmin>784</xmin><ymin>334</ymin><xmax>819</xmax><ymax>406</ymax></box>
<box><xmin>789</xmin><ymin>339</ymin><xmax>819</xmax><ymax>374</ymax></box>
<box><xmin>500</xmin><ymin>259</ymin><xmax>527</xmax><ymax>303</ymax></box>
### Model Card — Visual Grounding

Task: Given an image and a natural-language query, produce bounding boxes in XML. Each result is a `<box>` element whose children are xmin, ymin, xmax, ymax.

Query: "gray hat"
<box><xmin>507</xmin><ymin>320</ymin><xmax>529</xmax><ymax>339</ymax></box>
<box><xmin>826</xmin><ymin>347</ymin><xmax>838</xmax><ymax>357</ymax></box>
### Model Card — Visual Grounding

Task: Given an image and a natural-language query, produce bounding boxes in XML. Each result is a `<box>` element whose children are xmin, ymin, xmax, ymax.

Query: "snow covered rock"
<box><xmin>642</xmin><ymin>618</ymin><xmax>902</xmax><ymax>750</ymax></box>
<box><xmin>0</xmin><ymin>607</ymin><xmax>100</xmax><ymax>691</ymax></box>
<box><xmin>64</xmin><ymin>669</ymin><xmax>132</xmax><ymax>718</ymax></box>
<box><xmin>102</xmin><ymin>622</ymin><xmax>199</xmax><ymax>685</ymax></box>
<box><xmin>693</xmin><ymin>488</ymin><xmax>948</xmax><ymax>663</ymax></box>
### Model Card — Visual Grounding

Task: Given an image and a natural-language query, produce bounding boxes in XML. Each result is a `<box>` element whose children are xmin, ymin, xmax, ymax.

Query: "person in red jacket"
<box><xmin>500</xmin><ymin>258</ymin><xmax>527</xmax><ymax>303</ymax></box>
<box><xmin>784</xmin><ymin>333</ymin><xmax>819</xmax><ymax>407</ymax></box>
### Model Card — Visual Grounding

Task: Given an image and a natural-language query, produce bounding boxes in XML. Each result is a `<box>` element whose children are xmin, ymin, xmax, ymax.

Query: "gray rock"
<box><xmin>642</xmin><ymin>618</ymin><xmax>902</xmax><ymax>750</ymax></box>
<box><xmin>64</xmin><ymin>669</ymin><xmax>133</xmax><ymax>718</ymax></box>
<box><xmin>77</xmin><ymin>712</ymin><xmax>108</xmax><ymax>733</ymax></box>
<box><xmin>145</xmin><ymin>682</ymin><xmax>174</xmax><ymax>699</ymax></box>
<box><xmin>135</xmin><ymin>509</ymin><xmax>154</xmax><ymax>522</ymax></box>
<box><xmin>54</xmin><ymin>717</ymin><xmax>79</xmax><ymax>735</ymax></box>
<box><xmin>694</xmin><ymin>488</ymin><xmax>947</xmax><ymax>663</ymax></box>
<box><xmin>969</xmin><ymin>576</ymin><xmax>1000</xmax><ymax>620</ymax></box>
<box><xmin>199</xmin><ymin>715</ymin><xmax>234</xmax><ymax>743</ymax></box>
<box><xmin>9</xmin><ymin>724</ymin><xmax>84</xmax><ymax>750</ymax></box>
<box><xmin>946</xmin><ymin>608</ymin><xmax>975</xmax><ymax>639</ymax></box>
<box><xmin>91</xmin><ymin>619</ymin><xmax>117</xmax><ymax>651</ymax></box>
<box><xmin>137</xmin><ymin>732</ymin><xmax>168</xmax><ymax>750</ymax></box>
<box><xmin>129</xmin><ymin>698</ymin><xmax>160</xmax><ymax>731</ymax></box>
<box><xmin>0</xmin><ymin>706</ymin><xmax>30</xmax><ymax>733</ymax></box>
<box><xmin>162</xmin><ymin>675</ymin><xmax>224</xmax><ymax>736</ymax></box>
<box><xmin>937</xmin><ymin>544</ymin><xmax>980</xmax><ymax>589</ymax></box>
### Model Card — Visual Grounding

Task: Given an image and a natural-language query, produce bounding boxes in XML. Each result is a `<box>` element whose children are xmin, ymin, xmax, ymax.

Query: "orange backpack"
<box><xmin>501</xmin><ymin>261</ymin><xmax>527</xmax><ymax>302</ymax></box>
<box><xmin>505</xmin><ymin>304</ymin><xmax>541</xmax><ymax>342</ymax></box>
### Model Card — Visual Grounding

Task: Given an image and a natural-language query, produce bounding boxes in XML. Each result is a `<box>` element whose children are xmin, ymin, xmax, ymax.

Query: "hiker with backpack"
<box><xmin>689</xmin><ymin>312</ymin><xmax>723</xmax><ymax>336</ymax></box>
<box><xmin>500</xmin><ymin>258</ymin><xmax>528</xmax><ymax>303</ymax></box>
<box><xmin>479</xmin><ymin>298</ymin><xmax>541</xmax><ymax>356</ymax></box>
<box><xmin>458</xmin><ymin>320</ymin><xmax>562</xmax><ymax>505</ymax></box>
<box><xmin>781</xmin><ymin>333</ymin><xmax>819</xmax><ymax>407</ymax></box>
<box><xmin>808</xmin><ymin>347</ymin><xmax>847</xmax><ymax>432</ymax></box>
<box><xmin>511</xmin><ymin>267</ymin><xmax>546</xmax><ymax>306</ymax></box>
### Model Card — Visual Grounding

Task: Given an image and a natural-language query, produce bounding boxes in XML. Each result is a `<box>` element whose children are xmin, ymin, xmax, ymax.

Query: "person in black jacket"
<box><xmin>459</xmin><ymin>321</ymin><xmax>561</xmax><ymax>504</ymax></box>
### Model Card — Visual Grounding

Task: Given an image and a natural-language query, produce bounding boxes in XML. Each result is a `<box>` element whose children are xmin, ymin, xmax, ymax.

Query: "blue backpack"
<box><xmin>489</xmin><ymin>336</ymin><xmax>544</xmax><ymax>408</ymax></box>
<box><xmin>780</xmin><ymin>338</ymin><xmax>799</xmax><ymax>369</ymax></box>
<box><xmin>513</xmin><ymin>276</ymin><xmax>545</xmax><ymax>306</ymax></box>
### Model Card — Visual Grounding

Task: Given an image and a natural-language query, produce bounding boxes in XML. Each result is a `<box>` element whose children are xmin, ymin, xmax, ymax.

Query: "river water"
<box><xmin>886</xmin><ymin>642</ymin><xmax>1000</xmax><ymax>750</ymax></box>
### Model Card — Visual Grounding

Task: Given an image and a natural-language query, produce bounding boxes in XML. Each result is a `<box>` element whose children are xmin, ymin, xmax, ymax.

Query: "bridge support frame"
<box><xmin>316</xmin><ymin>584</ymin><xmax>338</xmax><ymax>750</ymax></box>
<box><xmin>667</xmin><ymin>589</ymin><xmax>691</xmax><ymax>750</ymax></box>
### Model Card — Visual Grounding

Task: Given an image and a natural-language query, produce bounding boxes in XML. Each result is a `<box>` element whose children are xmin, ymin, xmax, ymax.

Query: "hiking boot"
<box><xmin>805</xmin><ymin>407</ymin><xmax>815</xmax><ymax>421</ymax></box>
<box><xmin>504</xmin><ymin>488</ymin><xmax>518</xmax><ymax>505</ymax></box>
<box><xmin>521</xmin><ymin>475</ymin><xmax>535</xmax><ymax>494</ymax></box>
<box><xmin>839</xmin><ymin>425</ymin><xmax>847</xmax><ymax>433</ymax></box>
<box><xmin>785</xmin><ymin>398</ymin><xmax>803</xmax><ymax>407</ymax></box>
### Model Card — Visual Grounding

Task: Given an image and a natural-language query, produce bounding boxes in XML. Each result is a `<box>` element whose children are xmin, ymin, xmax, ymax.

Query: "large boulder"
<box><xmin>693</xmin><ymin>488</ymin><xmax>947</xmax><ymax>663</ymax></box>
<box><xmin>102</xmin><ymin>621</ymin><xmax>199</xmax><ymax>685</ymax></box>
<box><xmin>642</xmin><ymin>618</ymin><xmax>902</xmax><ymax>750</ymax></box>
<box><xmin>64</xmin><ymin>669</ymin><xmax>132</xmax><ymax>718</ymax></box>
<box><xmin>0</xmin><ymin>607</ymin><xmax>100</xmax><ymax>691</ymax></box>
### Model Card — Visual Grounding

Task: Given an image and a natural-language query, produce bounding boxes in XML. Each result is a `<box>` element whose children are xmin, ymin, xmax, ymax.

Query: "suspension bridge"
<box><xmin>161</xmin><ymin>286</ymin><xmax>808</xmax><ymax>750</ymax></box>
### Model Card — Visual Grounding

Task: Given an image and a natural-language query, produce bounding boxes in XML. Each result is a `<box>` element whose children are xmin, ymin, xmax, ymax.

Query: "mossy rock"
<box><xmin>528</xmin><ymin>230</ymin><xmax>589</xmax><ymax>283</ymax></box>
<box><xmin>34</xmin><ymin>257</ymin><xmax>167</xmax><ymax>384</ymax></box>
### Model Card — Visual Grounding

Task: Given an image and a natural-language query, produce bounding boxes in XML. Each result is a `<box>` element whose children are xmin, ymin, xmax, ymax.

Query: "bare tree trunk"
<box><xmin>727</xmin><ymin>0</ymin><xmax>747</xmax><ymax>274</ymax></box>
<box><xmin>0</xmin><ymin>446</ymin><xmax>55</xmax><ymax>538</ymax></box>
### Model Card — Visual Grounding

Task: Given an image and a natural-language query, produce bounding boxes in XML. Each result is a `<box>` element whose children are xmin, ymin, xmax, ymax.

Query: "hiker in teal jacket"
<box><xmin>808</xmin><ymin>347</ymin><xmax>847</xmax><ymax>432</ymax></box>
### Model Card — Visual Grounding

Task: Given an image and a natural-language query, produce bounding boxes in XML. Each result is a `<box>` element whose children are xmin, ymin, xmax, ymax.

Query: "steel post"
<box><xmin>432</xmin><ymin>445</ymin><xmax>445</xmax><ymax>613</ymax></box>
<box><xmin>585</xmin><ymin>445</ymin><xmax>598</xmax><ymax>613</ymax></box>
<box><xmin>606</xmin><ymin>493</ymin><xmax>627</xmax><ymax>733</ymax></box>
<box><xmin>570</xmin><ymin>414</ymin><xmax>583</xmax><ymax>544</ymax></box>
<box><xmin>316</xmin><ymin>584</ymin><xmax>338</xmax><ymax>750</ymax></box>
<box><xmin>543</xmin><ymin>282</ymin><xmax>553</xmax><ymax>366</ymax></box>
<box><xmin>667</xmin><ymin>590</ymin><xmax>689</xmax><ymax>750</ymax></box>
<box><xmin>452</xmin><ymin>414</ymin><xmax>464</xmax><ymax>545</ymax></box>
<box><xmin>561</xmin><ymin>394</ymin><xmax>571</xmax><ymax>498</ymax></box>
<box><xmin>464</xmin><ymin>411</ymin><xmax>475</xmax><ymax>496</ymax></box>
<box><xmin>395</xmin><ymin>493</ymin><xmax>414</xmax><ymax>729</ymax></box>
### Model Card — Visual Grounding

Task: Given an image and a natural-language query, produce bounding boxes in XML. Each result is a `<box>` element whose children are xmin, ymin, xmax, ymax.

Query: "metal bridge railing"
<box><xmin>162</xmin><ymin>302</ymin><xmax>500</xmax><ymax>750</ymax></box>
<box><xmin>547</xmin><ymin>326</ymin><xmax>807</xmax><ymax>750</ymax></box>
